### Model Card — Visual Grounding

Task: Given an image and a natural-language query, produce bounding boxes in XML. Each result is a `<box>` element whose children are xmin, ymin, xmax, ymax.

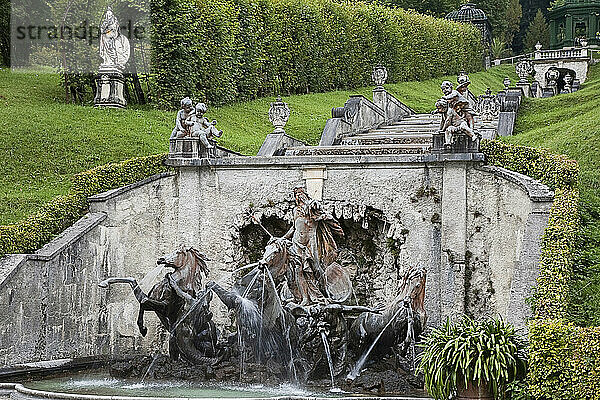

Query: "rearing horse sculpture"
<box><xmin>99</xmin><ymin>247</ymin><xmax>222</xmax><ymax>364</ymax></box>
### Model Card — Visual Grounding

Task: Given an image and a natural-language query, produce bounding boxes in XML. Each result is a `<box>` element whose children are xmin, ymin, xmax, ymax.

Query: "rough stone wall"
<box><xmin>0</xmin><ymin>161</ymin><xmax>552</xmax><ymax>367</ymax></box>
<box><xmin>0</xmin><ymin>175</ymin><xmax>178</xmax><ymax>366</ymax></box>
<box><xmin>0</xmin><ymin>220</ymin><xmax>105</xmax><ymax>366</ymax></box>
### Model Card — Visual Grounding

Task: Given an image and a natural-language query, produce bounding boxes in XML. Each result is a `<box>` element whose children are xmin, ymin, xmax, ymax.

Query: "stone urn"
<box><xmin>581</xmin><ymin>38</ymin><xmax>589</xmax><ymax>47</ymax></box>
<box><xmin>457</xmin><ymin>381</ymin><xmax>493</xmax><ymax>400</ymax></box>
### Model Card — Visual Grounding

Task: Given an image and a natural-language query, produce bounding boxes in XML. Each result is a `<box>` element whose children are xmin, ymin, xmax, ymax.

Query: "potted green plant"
<box><xmin>418</xmin><ymin>317</ymin><xmax>527</xmax><ymax>400</ymax></box>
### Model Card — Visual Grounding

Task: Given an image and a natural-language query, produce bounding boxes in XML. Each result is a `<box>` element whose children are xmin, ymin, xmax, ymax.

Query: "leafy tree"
<box><xmin>490</xmin><ymin>38</ymin><xmax>509</xmax><ymax>59</ymax></box>
<box><xmin>524</xmin><ymin>9</ymin><xmax>549</xmax><ymax>51</ymax></box>
<box><xmin>503</xmin><ymin>0</ymin><xmax>522</xmax><ymax>45</ymax></box>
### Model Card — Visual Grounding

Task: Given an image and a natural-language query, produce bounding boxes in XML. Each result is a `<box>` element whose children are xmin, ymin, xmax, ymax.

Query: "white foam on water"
<box><xmin>221</xmin><ymin>382</ymin><xmax>316</xmax><ymax>397</ymax></box>
<box><xmin>65</xmin><ymin>378</ymin><xmax>119</xmax><ymax>388</ymax></box>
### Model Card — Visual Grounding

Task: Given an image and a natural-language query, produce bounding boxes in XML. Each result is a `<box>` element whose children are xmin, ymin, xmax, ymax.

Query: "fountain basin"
<box><xmin>0</xmin><ymin>373</ymin><xmax>432</xmax><ymax>400</ymax></box>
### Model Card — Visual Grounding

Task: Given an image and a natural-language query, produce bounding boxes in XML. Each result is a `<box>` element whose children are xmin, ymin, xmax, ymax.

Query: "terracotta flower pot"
<box><xmin>457</xmin><ymin>380</ymin><xmax>493</xmax><ymax>400</ymax></box>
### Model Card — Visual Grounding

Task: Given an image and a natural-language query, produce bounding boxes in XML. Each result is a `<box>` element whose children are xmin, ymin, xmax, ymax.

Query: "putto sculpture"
<box><xmin>433</xmin><ymin>80</ymin><xmax>479</xmax><ymax>150</ymax></box>
<box><xmin>169</xmin><ymin>98</ymin><xmax>223</xmax><ymax>157</ymax></box>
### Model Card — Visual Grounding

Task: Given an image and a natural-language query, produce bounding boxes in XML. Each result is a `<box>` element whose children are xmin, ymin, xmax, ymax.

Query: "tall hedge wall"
<box><xmin>151</xmin><ymin>0</ymin><xmax>483</xmax><ymax>108</ymax></box>
<box><xmin>482</xmin><ymin>140</ymin><xmax>600</xmax><ymax>399</ymax></box>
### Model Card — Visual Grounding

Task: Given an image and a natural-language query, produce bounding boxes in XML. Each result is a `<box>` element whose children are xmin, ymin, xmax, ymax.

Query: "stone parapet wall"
<box><xmin>0</xmin><ymin>157</ymin><xmax>553</xmax><ymax>367</ymax></box>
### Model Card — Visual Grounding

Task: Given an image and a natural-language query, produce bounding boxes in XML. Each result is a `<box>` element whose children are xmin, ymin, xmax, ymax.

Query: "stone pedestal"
<box><xmin>432</xmin><ymin>132</ymin><xmax>479</xmax><ymax>154</ymax></box>
<box><xmin>516</xmin><ymin>82</ymin><xmax>531</xmax><ymax>97</ymax></box>
<box><xmin>372</xmin><ymin>87</ymin><xmax>387</xmax><ymax>120</ymax></box>
<box><xmin>94</xmin><ymin>67</ymin><xmax>127</xmax><ymax>109</ymax></box>
<box><xmin>169</xmin><ymin>138</ymin><xmax>217</xmax><ymax>159</ymax></box>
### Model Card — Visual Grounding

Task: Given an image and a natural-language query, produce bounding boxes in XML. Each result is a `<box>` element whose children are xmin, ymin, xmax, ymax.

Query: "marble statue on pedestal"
<box><xmin>94</xmin><ymin>7</ymin><xmax>130</xmax><ymax>108</ymax></box>
<box><xmin>433</xmin><ymin>81</ymin><xmax>479</xmax><ymax>153</ymax></box>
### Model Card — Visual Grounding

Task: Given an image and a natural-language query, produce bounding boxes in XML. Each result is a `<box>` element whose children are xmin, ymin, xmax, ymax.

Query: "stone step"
<box><xmin>366</xmin><ymin>128</ymin><xmax>435</xmax><ymax>135</ymax></box>
<box><xmin>285</xmin><ymin>143</ymin><xmax>431</xmax><ymax>156</ymax></box>
<box><xmin>379</xmin><ymin>123</ymin><xmax>439</xmax><ymax>129</ymax></box>
<box><xmin>340</xmin><ymin>135</ymin><xmax>432</xmax><ymax>146</ymax></box>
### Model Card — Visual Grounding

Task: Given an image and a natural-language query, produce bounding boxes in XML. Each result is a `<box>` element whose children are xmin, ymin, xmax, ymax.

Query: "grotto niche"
<box><xmin>101</xmin><ymin>187</ymin><xmax>427</xmax><ymax>394</ymax></box>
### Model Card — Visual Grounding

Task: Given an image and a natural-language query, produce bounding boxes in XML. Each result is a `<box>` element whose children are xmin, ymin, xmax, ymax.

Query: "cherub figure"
<box><xmin>435</xmin><ymin>99</ymin><xmax>476</xmax><ymax>146</ymax></box>
<box><xmin>171</xmin><ymin>97</ymin><xmax>195</xmax><ymax>139</ymax></box>
<box><xmin>440</xmin><ymin>81</ymin><xmax>475</xmax><ymax>127</ymax></box>
<box><xmin>185</xmin><ymin>103</ymin><xmax>223</xmax><ymax>149</ymax></box>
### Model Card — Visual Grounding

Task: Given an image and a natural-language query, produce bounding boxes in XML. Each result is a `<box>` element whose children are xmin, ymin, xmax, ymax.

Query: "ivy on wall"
<box><xmin>151</xmin><ymin>0</ymin><xmax>483</xmax><ymax>108</ymax></box>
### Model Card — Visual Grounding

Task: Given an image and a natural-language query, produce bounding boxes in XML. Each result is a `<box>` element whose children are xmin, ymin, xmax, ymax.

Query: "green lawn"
<box><xmin>0</xmin><ymin>65</ymin><xmax>516</xmax><ymax>225</ymax></box>
<box><xmin>508</xmin><ymin>64</ymin><xmax>600</xmax><ymax>326</ymax></box>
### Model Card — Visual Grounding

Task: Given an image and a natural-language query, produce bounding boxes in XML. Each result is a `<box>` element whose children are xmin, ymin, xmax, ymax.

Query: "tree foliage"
<box><xmin>0</xmin><ymin>0</ymin><xmax>8</xmax><ymax>66</ymax></box>
<box><xmin>524</xmin><ymin>9</ymin><xmax>549</xmax><ymax>51</ymax></box>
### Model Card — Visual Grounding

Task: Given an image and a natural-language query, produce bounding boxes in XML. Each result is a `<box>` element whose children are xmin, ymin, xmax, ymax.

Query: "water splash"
<box><xmin>138</xmin><ymin>264</ymin><xmax>165</xmax><ymax>293</ymax></box>
<box><xmin>140</xmin><ymin>353</ymin><xmax>160</xmax><ymax>383</ymax></box>
<box><xmin>320</xmin><ymin>330</ymin><xmax>336</xmax><ymax>389</ymax></box>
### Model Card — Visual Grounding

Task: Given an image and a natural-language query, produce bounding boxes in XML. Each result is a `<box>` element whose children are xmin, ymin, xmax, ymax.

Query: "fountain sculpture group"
<box><xmin>100</xmin><ymin>186</ymin><xmax>427</xmax><ymax>391</ymax></box>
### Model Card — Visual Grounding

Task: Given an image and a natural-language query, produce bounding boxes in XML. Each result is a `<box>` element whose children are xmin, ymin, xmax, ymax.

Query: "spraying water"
<box><xmin>346</xmin><ymin>304</ymin><xmax>406</xmax><ymax>381</ymax></box>
<box><xmin>320</xmin><ymin>331</ymin><xmax>336</xmax><ymax>389</ymax></box>
<box><xmin>140</xmin><ymin>353</ymin><xmax>160</xmax><ymax>383</ymax></box>
<box><xmin>138</xmin><ymin>264</ymin><xmax>165</xmax><ymax>293</ymax></box>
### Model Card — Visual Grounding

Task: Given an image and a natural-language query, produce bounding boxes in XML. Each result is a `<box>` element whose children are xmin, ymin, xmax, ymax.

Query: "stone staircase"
<box><xmin>285</xmin><ymin>113</ymin><xmax>440</xmax><ymax>156</ymax></box>
<box><xmin>284</xmin><ymin>111</ymin><xmax>495</xmax><ymax>157</ymax></box>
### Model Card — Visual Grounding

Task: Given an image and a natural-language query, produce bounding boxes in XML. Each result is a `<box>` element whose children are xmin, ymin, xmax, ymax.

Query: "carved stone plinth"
<box><xmin>432</xmin><ymin>132</ymin><xmax>479</xmax><ymax>154</ymax></box>
<box><xmin>94</xmin><ymin>67</ymin><xmax>126</xmax><ymax>109</ymax></box>
<box><xmin>169</xmin><ymin>137</ymin><xmax>217</xmax><ymax>159</ymax></box>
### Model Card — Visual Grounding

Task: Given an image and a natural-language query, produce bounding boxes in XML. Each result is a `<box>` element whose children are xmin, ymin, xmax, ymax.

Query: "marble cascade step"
<box><xmin>340</xmin><ymin>133</ymin><xmax>432</xmax><ymax>146</ymax></box>
<box><xmin>285</xmin><ymin>143</ymin><xmax>432</xmax><ymax>156</ymax></box>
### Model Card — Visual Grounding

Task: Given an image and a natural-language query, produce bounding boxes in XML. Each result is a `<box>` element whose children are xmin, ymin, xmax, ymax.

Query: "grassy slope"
<box><xmin>0</xmin><ymin>66</ymin><xmax>516</xmax><ymax>225</ymax></box>
<box><xmin>508</xmin><ymin>64</ymin><xmax>600</xmax><ymax>326</ymax></box>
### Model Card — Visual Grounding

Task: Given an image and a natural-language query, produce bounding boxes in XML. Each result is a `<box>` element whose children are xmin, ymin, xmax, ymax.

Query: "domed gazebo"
<box><xmin>446</xmin><ymin>3</ymin><xmax>492</xmax><ymax>49</ymax></box>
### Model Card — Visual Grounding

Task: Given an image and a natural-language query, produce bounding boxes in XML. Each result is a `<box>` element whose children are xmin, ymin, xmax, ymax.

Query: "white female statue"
<box><xmin>99</xmin><ymin>7</ymin><xmax>130</xmax><ymax>70</ymax></box>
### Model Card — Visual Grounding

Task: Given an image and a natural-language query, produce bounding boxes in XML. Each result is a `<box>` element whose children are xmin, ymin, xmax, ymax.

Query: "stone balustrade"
<box><xmin>534</xmin><ymin>47</ymin><xmax>588</xmax><ymax>60</ymax></box>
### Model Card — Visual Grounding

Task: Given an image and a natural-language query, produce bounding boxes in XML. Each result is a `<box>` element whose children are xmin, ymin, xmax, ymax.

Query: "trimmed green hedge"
<box><xmin>151</xmin><ymin>0</ymin><xmax>483</xmax><ymax>108</ymax></box>
<box><xmin>481</xmin><ymin>140</ymin><xmax>578</xmax><ymax>190</ymax></box>
<box><xmin>534</xmin><ymin>188</ymin><xmax>578</xmax><ymax>318</ymax></box>
<box><xmin>481</xmin><ymin>140</ymin><xmax>600</xmax><ymax>398</ymax></box>
<box><xmin>0</xmin><ymin>154</ymin><xmax>169</xmax><ymax>256</ymax></box>
<box><xmin>72</xmin><ymin>153</ymin><xmax>169</xmax><ymax>198</ymax></box>
<box><xmin>529</xmin><ymin>319</ymin><xmax>600</xmax><ymax>399</ymax></box>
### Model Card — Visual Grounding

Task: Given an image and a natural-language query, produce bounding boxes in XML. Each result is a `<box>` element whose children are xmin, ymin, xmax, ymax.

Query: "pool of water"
<box><xmin>24</xmin><ymin>371</ymin><xmax>338</xmax><ymax>398</ymax></box>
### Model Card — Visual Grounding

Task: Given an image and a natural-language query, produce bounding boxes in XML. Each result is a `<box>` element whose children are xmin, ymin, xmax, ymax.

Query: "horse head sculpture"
<box><xmin>157</xmin><ymin>247</ymin><xmax>210</xmax><ymax>298</ymax></box>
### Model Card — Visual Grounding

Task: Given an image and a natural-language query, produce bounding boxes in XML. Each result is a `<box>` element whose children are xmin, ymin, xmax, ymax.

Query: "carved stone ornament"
<box><xmin>457</xmin><ymin>71</ymin><xmax>470</xmax><ymax>87</ymax></box>
<box><xmin>564</xmin><ymin>73</ymin><xmax>573</xmax><ymax>85</ymax></box>
<box><xmin>372</xmin><ymin>65</ymin><xmax>388</xmax><ymax>87</ymax></box>
<box><xmin>515</xmin><ymin>60</ymin><xmax>533</xmax><ymax>83</ymax></box>
<box><xmin>546</xmin><ymin>67</ymin><xmax>560</xmax><ymax>84</ymax></box>
<box><xmin>476</xmin><ymin>90</ymin><xmax>500</xmax><ymax>122</ymax></box>
<box><xmin>503</xmin><ymin>76</ymin><xmax>511</xmax><ymax>90</ymax></box>
<box><xmin>535</xmin><ymin>41</ymin><xmax>543</xmax><ymax>51</ymax></box>
<box><xmin>269</xmin><ymin>96</ymin><xmax>290</xmax><ymax>134</ymax></box>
